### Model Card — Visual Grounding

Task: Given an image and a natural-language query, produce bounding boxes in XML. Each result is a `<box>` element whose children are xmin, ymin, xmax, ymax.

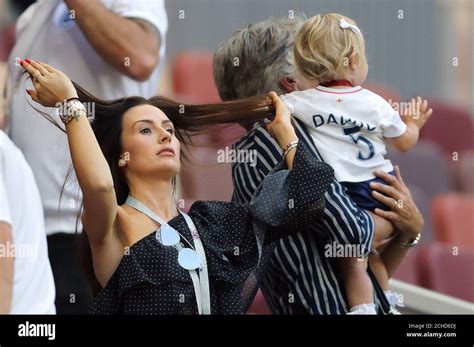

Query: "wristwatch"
<box><xmin>59</xmin><ymin>99</ymin><xmax>85</xmax><ymax>125</ymax></box>
<box><xmin>397</xmin><ymin>233</ymin><xmax>421</xmax><ymax>248</ymax></box>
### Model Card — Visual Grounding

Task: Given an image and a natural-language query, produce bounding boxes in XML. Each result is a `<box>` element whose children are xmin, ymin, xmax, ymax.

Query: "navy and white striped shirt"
<box><xmin>232</xmin><ymin>119</ymin><xmax>390</xmax><ymax>314</ymax></box>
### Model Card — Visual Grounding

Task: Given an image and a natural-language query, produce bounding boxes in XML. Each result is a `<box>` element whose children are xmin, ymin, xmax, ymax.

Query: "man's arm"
<box><xmin>0</xmin><ymin>222</ymin><xmax>13</xmax><ymax>314</ymax></box>
<box><xmin>64</xmin><ymin>0</ymin><xmax>161</xmax><ymax>81</ymax></box>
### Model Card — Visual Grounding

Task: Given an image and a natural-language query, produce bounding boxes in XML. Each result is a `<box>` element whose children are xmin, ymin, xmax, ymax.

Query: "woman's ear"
<box><xmin>118</xmin><ymin>158</ymin><xmax>126</xmax><ymax>167</ymax></box>
<box><xmin>349</xmin><ymin>53</ymin><xmax>359</xmax><ymax>71</ymax></box>
<box><xmin>118</xmin><ymin>152</ymin><xmax>129</xmax><ymax>167</ymax></box>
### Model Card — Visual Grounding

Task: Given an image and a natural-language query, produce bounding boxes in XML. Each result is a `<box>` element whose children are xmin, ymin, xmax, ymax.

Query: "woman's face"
<box><xmin>120</xmin><ymin>104</ymin><xmax>180</xmax><ymax>181</ymax></box>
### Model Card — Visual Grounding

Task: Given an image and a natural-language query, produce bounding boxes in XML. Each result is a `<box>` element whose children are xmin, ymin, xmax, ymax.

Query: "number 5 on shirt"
<box><xmin>343</xmin><ymin>126</ymin><xmax>375</xmax><ymax>161</ymax></box>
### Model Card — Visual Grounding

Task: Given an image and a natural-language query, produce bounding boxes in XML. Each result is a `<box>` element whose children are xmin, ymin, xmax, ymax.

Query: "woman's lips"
<box><xmin>157</xmin><ymin>148</ymin><xmax>175</xmax><ymax>156</ymax></box>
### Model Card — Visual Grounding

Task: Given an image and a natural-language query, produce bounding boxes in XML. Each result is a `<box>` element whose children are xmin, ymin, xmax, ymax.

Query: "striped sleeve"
<box><xmin>232</xmin><ymin>126</ymin><xmax>282</xmax><ymax>204</ymax></box>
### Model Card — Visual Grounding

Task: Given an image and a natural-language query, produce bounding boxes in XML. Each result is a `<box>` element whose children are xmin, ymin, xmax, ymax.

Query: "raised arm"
<box><xmin>386</xmin><ymin>97</ymin><xmax>432</xmax><ymax>152</ymax></box>
<box><xmin>21</xmin><ymin>60</ymin><xmax>117</xmax><ymax>244</ymax></box>
<box><xmin>265</xmin><ymin>91</ymin><xmax>298</xmax><ymax>168</ymax></box>
<box><xmin>387</xmin><ymin>119</ymin><xmax>419</xmax><ymax>152</ymax></box>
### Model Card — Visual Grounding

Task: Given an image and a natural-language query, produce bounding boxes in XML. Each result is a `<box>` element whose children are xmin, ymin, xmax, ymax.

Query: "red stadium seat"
<box><xmin>0</xmin><ymin>23</ymin><xmax>15</xmax><ymax>61</ymax></box>
<box><xmin>172</xmin><ymin>51</ymin><xmax>246</xmax><ymax>202</ymax></box>
<box><xmin>179</xmin><ymin>142</ymin><xmax>235</xmax><ymax>202</ymax></box>
<box><xmin>171</xmin><ymin>50</ymin><xmax>220</xmax><ymax>104</ymax></box>
<box><xmin>452</xmin><ymin>150</ymin><xmax>474</xmax><ymax>194</ymax></box>
<box><xmin>247</xmin><ymin>289</ymin><xmax>271</xmax><ymax>315</ymax></box>
<box><xmin>431</xmin><ymin>193</ymin><xmax>474</xmax><ymax>248</ymax></box>
<box><xmin>419</xmin><ymin>100</ymin><xmax>473</xmax><ymax>157</ymax></box>
<box><xmin>405</xmin><ymin>186</ymin><xmax>434</xmax><ymax>245</ymax></box>
<box><xmin>208</xmin><ymin>124</ymin><xmax>245</xmax><ymax>148</ymax></box>
<box><xmin>386</xmin><ymin>140</ymin><xmax>453</xmax><ymax>201</ymax></box>
<box><xmin>418</xmin><ymin>243</ymin><xmax>474</xmax><ymax>302</ymax></box>
<box><xmin>363</xmin><ymin>82</ymin><xmax>401</xmax><ymax>104</ymax></box>
<box><xmin>392</xmin><ymin>248</ymin><xmax>420</xmax><ymax>285</ymax></box>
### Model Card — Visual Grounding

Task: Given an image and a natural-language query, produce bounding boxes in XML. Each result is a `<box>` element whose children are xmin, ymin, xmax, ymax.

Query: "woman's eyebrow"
<box><xmin>132</xmin><ymin>119</ymin><xmax>173</xmax><ymax>128</ymax></box>
<box><xmin>132</xmin><ymin>119</ymin><xmax>154</xmax><ymax>128</ymax></box>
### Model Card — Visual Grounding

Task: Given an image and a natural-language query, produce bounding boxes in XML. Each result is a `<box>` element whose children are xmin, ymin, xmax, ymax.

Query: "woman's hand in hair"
<box><xmin>266</xmin><ymin>91</ymin><xmax>297</xmax><ymax>151</ymax></box>
<box><xmin>20</xmin><ymin>59</ymin><xmax>78</xmax><ymax>107</ymax></box>
<box><xmin>265</xmin><ymin>91</ymin><xmax>298</xmax><ymax>169</ymax></box>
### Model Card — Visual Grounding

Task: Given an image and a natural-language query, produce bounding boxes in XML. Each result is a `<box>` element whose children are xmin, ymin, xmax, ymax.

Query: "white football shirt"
<box><xmin>281</xmin><ymin>86</ymin><xmax>406</xmax><ymax>182</ymax></box>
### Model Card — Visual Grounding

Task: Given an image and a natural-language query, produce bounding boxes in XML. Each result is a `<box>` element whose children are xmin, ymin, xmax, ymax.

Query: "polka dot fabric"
<box><xmin>90</xmin><ymin>142</ymin><xmax>334</xmax><ymax>314</ymax></box>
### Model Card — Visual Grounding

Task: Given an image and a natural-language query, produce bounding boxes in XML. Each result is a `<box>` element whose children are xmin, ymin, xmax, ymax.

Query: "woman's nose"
<box><xmin>159</xmin><ymin>129</ymin><xmax>172</xmax><ymax>143</ymax></box>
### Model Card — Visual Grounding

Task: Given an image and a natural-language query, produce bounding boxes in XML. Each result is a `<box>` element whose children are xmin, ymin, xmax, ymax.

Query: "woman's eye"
<box><xmin>140</xmin><ymin>128</ymin><xmax>152</xmax><ymax>134</ymax></box>
<box><xmin>166</xmin><ymin>128</ymin><xmax>174</xmax><ymax>135</ymax></box>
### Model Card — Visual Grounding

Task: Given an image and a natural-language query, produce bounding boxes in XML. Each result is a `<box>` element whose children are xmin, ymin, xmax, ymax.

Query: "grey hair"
<box><xmin>213</xmin><ymin>16</ymin><xmax>305</xmax><ymax>102</ymax></box>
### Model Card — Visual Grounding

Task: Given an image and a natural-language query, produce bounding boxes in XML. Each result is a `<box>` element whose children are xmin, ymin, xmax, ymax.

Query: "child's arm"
<box><xmin>386</xmin><ymin>97</ymin><xmax>432</xmax><ymax>152</ymax></box>
<box><xmin>386</xmin><ymin>118</ymin><xmax>419</xmax><ymax>152</ymax></box>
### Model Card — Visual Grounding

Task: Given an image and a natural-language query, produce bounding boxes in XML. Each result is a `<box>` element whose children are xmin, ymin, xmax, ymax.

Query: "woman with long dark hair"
<box><xmin>20</xmin><ymin>59</ymin><xmax>334</xmax><ymax>314</ymax></box>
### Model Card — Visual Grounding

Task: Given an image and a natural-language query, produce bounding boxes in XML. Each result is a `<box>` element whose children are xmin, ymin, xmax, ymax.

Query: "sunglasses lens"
<box><xmin>178</xmin><ymin>248</ymin><xmax>201</xmax><ymax>270</ymax></box>
<box><xmin>159</xmin><ymin>224</ymin><xmax>180</xmax><ymax>246</ymax></box>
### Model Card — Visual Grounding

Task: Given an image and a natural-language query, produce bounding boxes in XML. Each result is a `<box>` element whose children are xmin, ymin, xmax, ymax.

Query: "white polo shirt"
<box><xmin>281</xmin><ymin>86</ymin><xmax>407</xmax><ymax>182</ymax></box>
<box><xmin>7</xmin><ymin>0</ymin><xmax>168</xmax><ymax>235</ymax></box>
<box><xmin>0</xmin><ymin>131</ymin><xmax>56</xmax><ymax>314</ymax></box>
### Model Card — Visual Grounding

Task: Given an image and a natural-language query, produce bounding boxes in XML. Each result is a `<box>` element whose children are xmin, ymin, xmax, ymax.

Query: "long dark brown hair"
<box><xmin>31</xmin><ymin>81</ymin><xmax>276</xmax><ymax>295</ymax></box>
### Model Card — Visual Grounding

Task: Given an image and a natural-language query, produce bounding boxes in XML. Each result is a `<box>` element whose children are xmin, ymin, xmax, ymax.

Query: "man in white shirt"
<box><xmin>7</xmin><ymin>0</ymin><xmax>168</xmax><ymax>313</ymax></box>
<box><xmin>0</xmin><ymin>130</ymin><xmax>56</xmax><ymax>314</ymax></box>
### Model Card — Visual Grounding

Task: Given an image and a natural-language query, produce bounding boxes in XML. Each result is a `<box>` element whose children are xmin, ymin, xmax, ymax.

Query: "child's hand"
<box><xmin>409</xmin><ymin>96</ymin><xmax>432</xmax><ymax>130</ymax></box>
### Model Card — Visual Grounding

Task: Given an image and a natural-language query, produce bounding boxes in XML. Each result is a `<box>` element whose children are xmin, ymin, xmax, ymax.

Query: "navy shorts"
<box><xmin>341</xmin><ymin>171</ymin><xmax>395</xmax><ymax>212</ymax></box>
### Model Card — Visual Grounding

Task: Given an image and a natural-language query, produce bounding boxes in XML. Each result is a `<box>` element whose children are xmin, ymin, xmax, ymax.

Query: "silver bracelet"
<box><xmin>282</xmin><ymin>140</ymin><xmax>299</xmax><ymax>159</ymax></box>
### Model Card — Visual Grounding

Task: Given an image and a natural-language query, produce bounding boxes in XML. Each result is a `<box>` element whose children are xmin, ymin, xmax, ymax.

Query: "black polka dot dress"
<box><xmin>90</xmin><ymin>142</ymin><xmax>334</xmax><ymax>314</ymax></box>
